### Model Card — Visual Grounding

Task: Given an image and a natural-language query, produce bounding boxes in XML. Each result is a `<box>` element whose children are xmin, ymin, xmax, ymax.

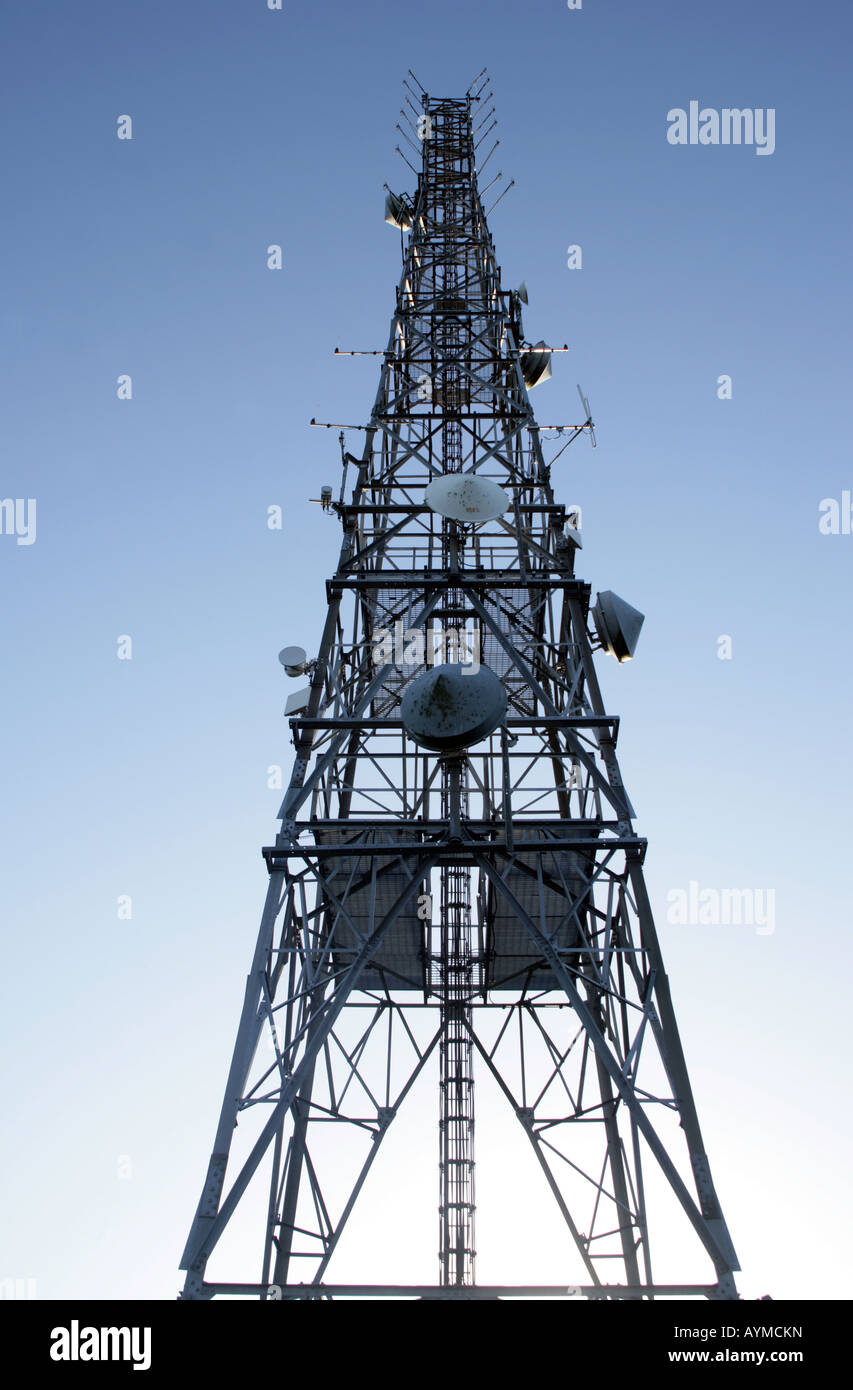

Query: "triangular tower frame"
<box><xmin>179</xmin><ymin>79</ymin><xmax>739</xmax><ymax>1301</ymax></box>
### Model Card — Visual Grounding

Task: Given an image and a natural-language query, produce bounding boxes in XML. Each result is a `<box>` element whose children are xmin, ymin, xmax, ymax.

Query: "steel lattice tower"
<box><xmin>179</xmin><ymin>78</ymin><xmax>740</xmax><ymax>1301</ymax></box>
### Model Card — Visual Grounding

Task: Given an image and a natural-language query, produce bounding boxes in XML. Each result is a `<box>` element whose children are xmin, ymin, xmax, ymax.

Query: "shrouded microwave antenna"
<box><xmin>591</xmin><ymin>591</ymin><xmax>645</xmax><ymax>662</ymax></box>
<box><xmin>520</xmin><ymin>340</ymin><xmax>552</xmax><ymax>389</ymax></box>
<box><xmin>279</xmin><ymin>647</ymin><xmax>313</xmax><ymax>717</ymax></box>
<box><xmin>278</xmin><ymin>646</ymin><xmax>310</xmax><ymax>677</ymax></box>
<box><xmin>385</xmin><ymin>190</ymin><xmax>413</xmax><ymax>229</ymax></box>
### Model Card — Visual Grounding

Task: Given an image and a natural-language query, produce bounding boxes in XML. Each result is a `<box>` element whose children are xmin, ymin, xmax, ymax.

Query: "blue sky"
<box><xmin>1</xmin><ymin>0</ymin><xmax>851</xmax><ymax>1300</ymax></box>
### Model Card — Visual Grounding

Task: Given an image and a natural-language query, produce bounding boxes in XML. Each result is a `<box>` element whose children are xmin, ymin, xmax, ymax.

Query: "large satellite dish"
<box><xmin>425</xmin><ymin>474</ymin><xmax>509</xmax><ymax>524</ymax></box>
<box><xmin>401</xmin><ymin>664</ymin><xmax>507</xmax><ymax>752</ymax></box>
<box><xmin>591</xmin><ymin>591</ymin><xmax>645</xmax><ymax>663</ymax></box>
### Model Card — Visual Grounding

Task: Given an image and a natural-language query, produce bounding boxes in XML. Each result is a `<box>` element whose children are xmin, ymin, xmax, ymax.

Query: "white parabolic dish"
<box><xmin>401</xmin><ymin>664</ymin><xmax>508</xmax><ymax>752</ymax></box>
<box><xmin>425</xmin><ymin>473</ymin><xmax>509</xmax><ymax>524</ymax></box>
<box><xmin>278</xmin><ymin>646</ymin><xmax>308</xmax><ymax>676</ymax></box>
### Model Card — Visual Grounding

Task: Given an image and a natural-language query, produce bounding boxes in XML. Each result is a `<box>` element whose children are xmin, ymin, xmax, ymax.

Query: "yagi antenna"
<box><xmin>396</xmin><ymin>124</ymin><xmax>421</xmax><ymax>157</ymax></box>
<box><xmin>395</xmin><ymin>145</ymin><xmax>419</xmax><ymax>176</ymax></box>
<box><xmin>474</xmin><ymin>119</ymin><xmax>497</xmax><ymax>150</ymax></box>
<box><xmin>467</xmin><ymin>66</ymin><xmax>487</xmax><ymax>96</ymax></box>
<box><xmin>479</xmin><ymin>170</ymin><xmax>502</xmax><ymax>199</ymax></box>
<box><xmin>479</xmin><ymin>140</ymin><xmax>500</xmax><ymax>174</ymax></box>
<box><xmin>576</xmin><ymin>383</ymin><xmax>597</xmax><ymax>448</ymax></box>
<box><xmin>486</xmin><ymin>178</ymin><xmax>515</xmax><ymax>217</ymax></box>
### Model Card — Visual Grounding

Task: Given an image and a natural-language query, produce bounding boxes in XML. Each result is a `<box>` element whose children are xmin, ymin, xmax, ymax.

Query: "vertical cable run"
<box><xmin>431</xmin><ymin>99</ymin><xmax>476</xmax><ymax>1288</ymax></box>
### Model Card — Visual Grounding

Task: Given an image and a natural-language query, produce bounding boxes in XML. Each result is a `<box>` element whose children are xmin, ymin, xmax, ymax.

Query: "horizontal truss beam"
<box><xmin>290</xmin><ymin>716</ymin><xmax>619</xmax><ymax>731</ymax></box>
<box><xmin>198</xmin><ymin>1282</ymin><xmax>731</xmax><ymax>1300</ymax></box>
<box><xmin>327</xmin><ymin>576</ymin><xmax>590</xmax><ymax>594</ymax></box>
<box><xmin>263</xmin><ymin>837</ymin><xmax>645</xmax><ymax>866</ymax></box>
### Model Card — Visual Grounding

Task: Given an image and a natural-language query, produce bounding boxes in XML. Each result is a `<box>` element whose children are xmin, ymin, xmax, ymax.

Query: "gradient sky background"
<box><xmin>1</xmin><ymin>0</ymin><xmax>851</xmax><ymax>1301</ymax></box>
